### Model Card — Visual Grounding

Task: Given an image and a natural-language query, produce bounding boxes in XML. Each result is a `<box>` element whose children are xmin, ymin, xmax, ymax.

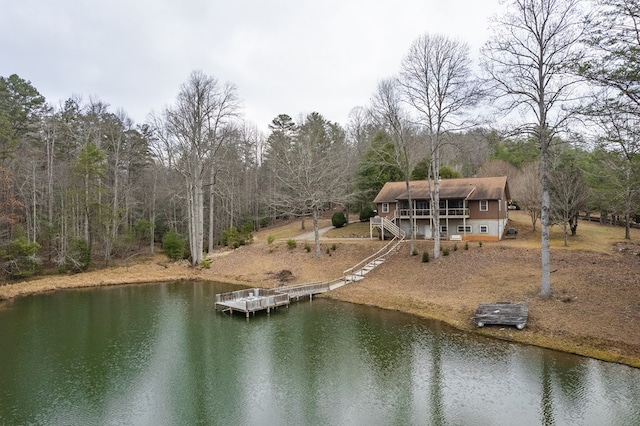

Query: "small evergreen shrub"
<box><xmin>0</xmin><ymin>237</ymin><xmax>42</xmax><ymax>279</ymax></box>
<box><xmin>200</xmin><ymin>258</ymin><xmax>211</xmax><ymax>269</ymax></box>
<box><xmin>453</xmin><ymin>244</ymin><xmax>458</xmax><ymax>251</ymax></box>
<box><xmin>267</xmin><ymin>235</ymin><xmax>275</xmax><ymax>244</ymax></box>
<box><xmin>464</xmin><ymin>242</ymin><xmax>469</xmax><ymax>250</ymax></box>
<box><xmin>411</xmin><ymin>248</ymin><xmax>418</xmax><ymax>256</ymax></box>
<box><xmin>359</xmin><ymin>207</ymin><xmax>375</xmax><ymax>222</ymax></box>
<box><xmin>331</xmin><ymin>243</ymin><xmax>337</xmax><ymax>251</ymax></box>
<box><xmin>221</xmin><ymin>226</ymin><xmax>240</xmax><ymax>247</ymax></box>
<box><xmin>422</xmin><ymin>251</ymin><xmax>429</xmax><ymax>263</ymax></box>
<box><xmin>287</xmin><ymin>239</ymin><xmax>297</xmax><ymax>249</ymax></box>
<box><xmin>479</xmin><ymin>241</ymin><xmax>483</xmax><ymax>247</ymax></box>
<box><xmin>162</xmin><ymin>230</ymin><xmax>186</xmax><ymax>261</ymax></box>
<box><xmin>332</xmin><ymin>211</ymin><xmax>347</xmax><ymax>228</ymax></box>
<box><xmin>64</xmin><ymin>238</ymin><xmax>91</xmax><ymax>273</ymax></box>
<box><xmin>442</xmin><ymin>248</ymin><xmax>450</xmax><ymax>256</ymax></box>
<box><xmin>304</xmin><ymin>243</ymin><xmax>311</xmax><ymax>252</ymax></box>
<box><xmin>240</xmin><ymin>220</ymin><xmax>254</xmax><ymax>243</ymax></box>
<box><xmin>260</xmin><ymin>217</ymin><xmax>270</xmax><ymax>228</ymax></box>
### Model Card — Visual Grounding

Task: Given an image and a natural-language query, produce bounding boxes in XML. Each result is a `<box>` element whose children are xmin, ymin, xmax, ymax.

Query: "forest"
<box><xmin>1</xmin><ymin>0</ymin><xmax>639</xmax><ymax>285</ymax></box>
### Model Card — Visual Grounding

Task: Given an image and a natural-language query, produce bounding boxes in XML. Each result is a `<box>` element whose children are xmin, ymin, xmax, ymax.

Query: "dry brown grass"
<box><xmin>2</xmin><ymin>211</ymin><xmax>639</xmax><ymax>367</ymax></box>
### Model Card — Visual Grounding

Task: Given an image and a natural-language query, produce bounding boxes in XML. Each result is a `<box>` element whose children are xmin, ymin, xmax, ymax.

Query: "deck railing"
<box><xmin>397</xmin><ymin>208</ymin><xmax>469</xmax><ymax>218</ymax></box>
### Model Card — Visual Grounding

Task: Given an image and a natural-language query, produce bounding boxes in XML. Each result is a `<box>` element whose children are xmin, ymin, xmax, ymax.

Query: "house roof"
<box><xmin>373</xmin><ymin>176</ymin><xmax>510</xmax><ymax>203</ymax></box>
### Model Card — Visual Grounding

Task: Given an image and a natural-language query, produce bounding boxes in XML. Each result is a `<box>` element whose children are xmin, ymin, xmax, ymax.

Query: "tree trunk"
<box><xmin>540</xmin><ymin>136</ymin><xmax>552</xmax><ymax>297</ymax></box>
<box><xmin>313</xmin><ymin>206</ymin><xmax>321</xmax><ymax>258</ymax></box>
<box><xmin>208</xmin><ymin>170</ymin><xmax>215</xmax><ymax>254</ymax></box>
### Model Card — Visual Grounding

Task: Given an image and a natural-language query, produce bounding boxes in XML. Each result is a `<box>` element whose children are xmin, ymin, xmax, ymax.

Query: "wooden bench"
<box><xmin>450</xmin><ymin>234</ymin><xmax>462</xmax><ymax>241</ymax></box>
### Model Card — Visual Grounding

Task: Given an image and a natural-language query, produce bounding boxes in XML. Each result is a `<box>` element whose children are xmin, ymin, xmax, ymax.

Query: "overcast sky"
<box><xmin>2</xmin><ymin>0</ymin><xmax>502</xmax><ymax>132</ymax></box>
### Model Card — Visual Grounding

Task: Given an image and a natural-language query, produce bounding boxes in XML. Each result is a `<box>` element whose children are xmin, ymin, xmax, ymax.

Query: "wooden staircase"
<box><xmin>329</xmin><ymin>229</ymin><xmax>405</xmax><ymax>290</ymax></box>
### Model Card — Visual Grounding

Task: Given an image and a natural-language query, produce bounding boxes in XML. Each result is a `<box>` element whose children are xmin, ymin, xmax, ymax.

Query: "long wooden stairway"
<box><xmin>328</xmin><ymin>218</ymin><xmax>406</xmax><ymax>290</ymax></box>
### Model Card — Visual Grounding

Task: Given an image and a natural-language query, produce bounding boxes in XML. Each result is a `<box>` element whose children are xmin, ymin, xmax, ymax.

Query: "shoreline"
<box><xmin>325</xmin><ymin>292</ymin><xmax>640</xmax><ymax>369</ymax></box>
<box><xmin>2</xmin><ymin>213</ymin><xmax>639</xmax><ymax>370</ymax></box>
<box><xmin>2</xmin><ymin>262</ymin><xmax>638</xmax><ymax>369</ymax></box>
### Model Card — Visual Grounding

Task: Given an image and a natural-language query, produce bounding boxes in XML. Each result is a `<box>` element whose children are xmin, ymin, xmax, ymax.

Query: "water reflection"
<box><xmin>0</xmin><ymin>281</ymin><xmax>638</xmax><ymax>425</ymax></box>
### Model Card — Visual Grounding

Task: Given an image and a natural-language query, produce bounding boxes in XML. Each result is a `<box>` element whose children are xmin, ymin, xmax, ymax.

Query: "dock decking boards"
<box><xmin>474</xmin><ymin>303</ymin><xmax>528</xmax><ymax>329</ymax></box>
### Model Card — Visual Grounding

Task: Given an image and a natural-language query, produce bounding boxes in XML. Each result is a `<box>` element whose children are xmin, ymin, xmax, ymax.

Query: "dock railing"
<box><xmin>215</xmin><ymin>288</ymin><xmax>287</xmax><ymax>304</ymax></box>
<box><xmin>280</xmin><ymin>282</ymin><xmax>331</xmax><ymax>299</ymax></box>
<box><xmin>244</xmin><ymin>293</ymin><xmax>289</xmax><ymax>311</ymax></box>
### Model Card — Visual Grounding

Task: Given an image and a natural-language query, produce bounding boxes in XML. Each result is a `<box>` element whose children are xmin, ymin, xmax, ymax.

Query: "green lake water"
<box><xmin>0</xmin><ymin>280</ymin><xmax>638</xmax><ymax>425</ymax></box>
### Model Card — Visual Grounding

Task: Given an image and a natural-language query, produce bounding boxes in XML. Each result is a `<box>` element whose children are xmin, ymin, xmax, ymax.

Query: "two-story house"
<box><xmin>372</xmin><ymin>176</ymin><xmax>511</xmax><ymax>241</ymax></box>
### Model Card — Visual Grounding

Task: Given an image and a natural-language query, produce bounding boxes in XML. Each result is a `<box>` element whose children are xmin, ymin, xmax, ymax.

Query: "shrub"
<box><xmin>200</xmin><ymin>258</ymin><xmax>211</xmax><ymax>269</ymax></box>
<box><xmin>442</xmin><ymin>248</ymin><xmax>450</xmax><ymax>256</ymax></box>
<box><xmin>479</xmin><ymin>241</ymin><xmax>483</xmax><ymax>247</ymax></box>
<box><xmin>453</xmin><ymin>244</ymin><xmax>458</xmax><ymax>251</ymax></box>
<box><xmin>422</xmin><ymin>251</ymin><xmax>429</xmax><ymax>263</ymax></box>
<box><xmin>162</xmin><ymin>230</ymin><xmax>186</xmax><ymax>261</ymax></box>
<box><xmin>240</xmin><ymin>220</ymin><xmax>254</xmax><ymax>243</ymax></box>
<box><xmin>221</xmin><ymin>226</ymin><xmax>240</xmax><ymax>247</ymax></box>
<box><xmin>260</xmin><ymin>217</ymin><xmax>270</xmax><ymax>228</ymax></box>
<box><xmin>359</xmin><ymin>207</ymin><xmax>375</xmax><ymax>222</ymax></box>
<box><xmin>411</xmin><ymin>248</ymin><xmax>418</xmax><ymax>256</ymax></box>
<box><xmin>66</xmin><ymin>238</ymin><xmax>91</xmax><ymax>272</ymax></box>
<box><xmin>331</xmin><ymin>243</ymin><xmax>337</xmax><ymax>251</ymax></box>
<box><xmin>464</xmin><ymin>242</ymin><xmax>469</xmax><ymax>250</ymax></box>
<box><xmin>332</xmin><ymin>211</ymin><xmax>347</xmax><ymax>228</ymax></box>
<box><xmin>133</xmin><ymin>219</ymin><xmax>153</xmax><ymax>246</ymax></box>
<box><xmin>304</xmin><ymin>243</ymin><xmax>311</xmax><ymax>252</ymax></box>
<box><xmin>287</xmin><ymin>239</ymin><xmax>297</xmax><ymax>249</ymax></box>
<box><xmin>0</xmin><ymin>237</ymin><xmax>42</xmax><ymax>279</ymax></box>
<box><xmin>267</xmin><ymin>235</ymin><xmax>275</xmax><ymax>245</ymax></box>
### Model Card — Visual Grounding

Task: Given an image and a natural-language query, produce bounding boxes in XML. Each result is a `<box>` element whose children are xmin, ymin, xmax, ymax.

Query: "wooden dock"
<box><xmin>474</xmin><ymin>303</ymin><xmax>528</xmax><ymax>329</ymax></box>
<box><xmin>215</xmin><ymin>282</ymin><xmax>333</xmax><ymax>318</ymax></box>
<box><xmin>215</xmin><ymin>288</ymin><xmax>290</xmax><ymax>318</ymax></box>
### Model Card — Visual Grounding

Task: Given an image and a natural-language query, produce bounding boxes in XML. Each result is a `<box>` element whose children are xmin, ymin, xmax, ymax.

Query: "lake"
<box><xmin>0</xmin><ymin>280</ymin><xmax>638</xmax><ymax>425</ymax></box>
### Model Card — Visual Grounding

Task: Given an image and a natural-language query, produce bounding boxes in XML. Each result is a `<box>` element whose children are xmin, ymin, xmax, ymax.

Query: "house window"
<box><xmin>457</xmin><ymin>225</ymin><xmax>472</xmax><ymax>233</ymax></box>
<box><xmin>479</xmin><ymin>200</ymin><xmax>489</xmax><ymax>211</ymax></box>
<box><xmin>480</xmin><ymin>225</ymin><xmax>488</xmax><ymax>233</ymax></box>
<box><xmin>440</xmin><ymin>225</ymin><xmax>447</xmax><ymax>233</ymax></box>
<box><xmin>381</xmin><ymin>203</ymin><xmax>389</xmax><ymax>213</ymax></box>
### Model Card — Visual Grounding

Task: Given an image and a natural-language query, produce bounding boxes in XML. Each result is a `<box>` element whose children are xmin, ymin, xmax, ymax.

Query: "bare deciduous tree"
<box><xmin>549</xmin><ymin>164</ymin><xmax>589</xmax><ymax>245</ymax></box>
<box><xmin>268</xmin><ymin>112</ymin><xmax>351</xmax><ymax>258</ymax></box>
<box><xmin>400</xmin><ymin>33</ymin><xmax>482</xmax><ymax>258</ymax></box>
<box><xmin>370</xmin><ymin>78</ymin><xmax>423</xmax><ymax>253</ymax></box>
<box><xmin>156</xmin><ymin>71</ymin><xmax>240</xmax><ymax>266</ymax></box>
<box><xmin>513</xmin><ymin>161</ymin><xmax>543</xmax><ymax>230</ymax></box>
<box><xmin>481</xmin><ymin>0</ymin><xmax>586</xmax><ymax>296</ymax></box>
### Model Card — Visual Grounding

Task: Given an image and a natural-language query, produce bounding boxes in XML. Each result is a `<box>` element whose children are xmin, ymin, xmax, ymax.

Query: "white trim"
<box><xmin>381</xmin><ymin>203</ymin><xmax>389</xmax><ymax>213</ymax></box>
<box><xmin>479</xmin><ymin>200</ymin><xmax>488</xmax><ymax>211</ymax></box>
<box><xmin>479</xmin><ymin>225</ymin><xmax>489</xmax><ymax>233</ymax></box>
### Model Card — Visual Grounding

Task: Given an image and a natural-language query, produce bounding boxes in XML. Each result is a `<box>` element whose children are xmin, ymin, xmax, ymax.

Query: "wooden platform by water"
<box><xmin>214</xmin><ymin>283</ymin><xmax>332</xmax><ymax>318</ymax></box>
<box><xmin>474</xmin><ymin>303</ymin><xmax>528</xmax><ymax>329</ymax></box>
